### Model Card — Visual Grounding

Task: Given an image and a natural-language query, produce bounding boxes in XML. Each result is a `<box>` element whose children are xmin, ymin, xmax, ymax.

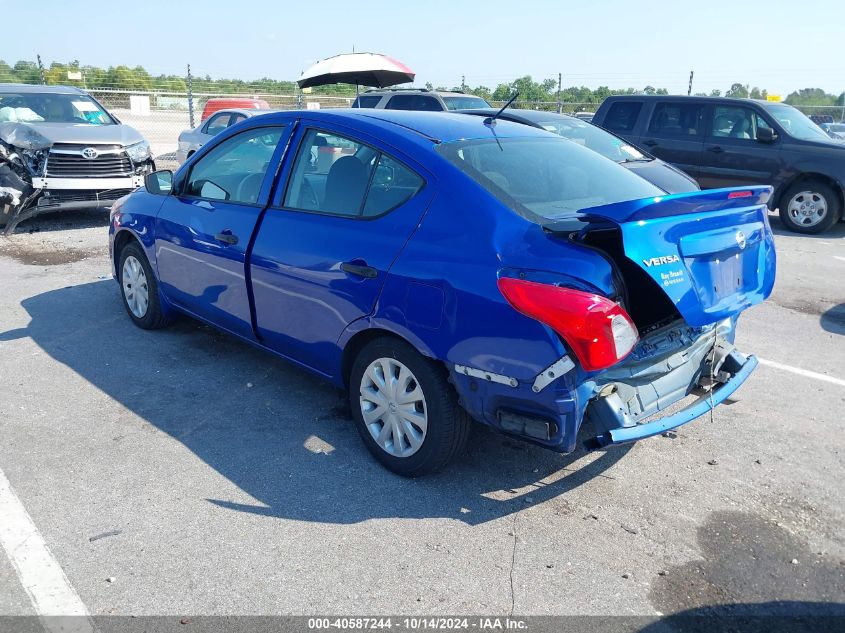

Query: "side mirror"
<box><xmin>756</xmin><ymin>127</ymin><xmax>778</xmax><ymax>143</ymax></box>
<box><xmin>145</xmin><ymin>170</ymin><xmax>173</xmax><ymax>195</ymax></box>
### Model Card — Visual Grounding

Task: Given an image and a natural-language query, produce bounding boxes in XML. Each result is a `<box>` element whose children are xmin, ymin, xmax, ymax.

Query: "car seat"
<box><xmin>730</xmin><ymin>117</ymin><xmax>752</xmax><ymax>139</ymax></box>
<box><xmin>323</xmin><ymin>156</ymin><xmax>368</xmax><ymax>215</ymax></box>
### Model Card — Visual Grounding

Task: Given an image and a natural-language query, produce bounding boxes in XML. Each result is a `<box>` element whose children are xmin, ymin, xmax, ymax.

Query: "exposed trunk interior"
<box><xmin>579</xmin><ymin>226</ymin><xmax>681</xmax><ymax>334</ymax></box>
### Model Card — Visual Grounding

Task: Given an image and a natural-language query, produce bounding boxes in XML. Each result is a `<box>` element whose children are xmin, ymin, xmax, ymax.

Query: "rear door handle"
<box><xmin>214</xmin><ymin>231</ymin><xmax>239</xmax><ymax>245</ymax></box>
<box><xmin>642</xmin><ymin>139</ymin><xmax>658</xmax><ymax>147</ymax></box>
<box><xmin>706</xmin><ymin>145</ymin><xmax>724</xmax><ymax>153</ymax></box>
<box><xmin>341</xmin><ymin>262</ymin><xmax>377</xmax><ymax>278</ymax></box>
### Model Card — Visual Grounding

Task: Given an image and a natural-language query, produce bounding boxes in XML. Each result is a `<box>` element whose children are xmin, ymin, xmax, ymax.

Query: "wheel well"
<box><xmin>113</xmin><ymin>230</ymin><xmax>141</xmax><ymax>274</ymax></box>
<box><xmin>777</xmin><ymin>173</ymin><xmax>844</xmax><ymax>216</ymax></box>
<box><xmin>341</xmin><ymin>328</ymin><xmax>434</xmax><ymax>389</ymax></box>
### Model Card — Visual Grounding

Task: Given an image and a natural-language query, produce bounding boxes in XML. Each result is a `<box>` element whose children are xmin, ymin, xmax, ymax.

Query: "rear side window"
<box><xmin>363</xmin><ymin>154</ymin><xmax>424</xmax><ymax>217</ymax></box>
<box><xmin>386</xmin><ymin>95</ymin><xmax>443</xmax><ymax>111</ymax></box>
<box><xmin>283</xmin><ymin>129</ymin><xmax>423</xmax><ymax>218</ymax></box>
<box><xmin>352</xmin><ymin>95</ymin><xmax>382</xmax><ymax>108</ymax></box>
<box><xmin>603</xmin><ymin>101</ymin><xmax>642</xmax><ymax>133</ymax></box>
<box><xmin>648</xmin><ymin>102</ymin><xmax>705</xmax><ymax>136</ymax></box>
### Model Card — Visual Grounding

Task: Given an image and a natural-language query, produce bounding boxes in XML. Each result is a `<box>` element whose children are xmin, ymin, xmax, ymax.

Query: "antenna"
<box><xmin>484</xmin><ymin>92</ymin><xmax>520</xmax><ymax>126</ymax></box>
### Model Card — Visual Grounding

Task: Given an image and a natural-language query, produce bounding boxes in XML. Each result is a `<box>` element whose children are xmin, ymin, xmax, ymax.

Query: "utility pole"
<box><xmin>187</xmin><ymin>64</ymin><xmax>195</xmax><ymax>129</ymax></box>
<box><xmin>36</xmin><ymin>54</ymin><xmax>46</xmax><ymax>85</ymax></box>
<box><xmin>687</xmin><ymin>70</ymin><xmax>694</xmax><ymax>96</ymax></box>
<box><xmin>461</xmin><ymin>75</ymin><xmax>466</xmax><ymax>92</ymax></box>
<box><xmin>557</xmin><ymin>72</ymin><xmax>562</xmax><ymax>114</ymax></box>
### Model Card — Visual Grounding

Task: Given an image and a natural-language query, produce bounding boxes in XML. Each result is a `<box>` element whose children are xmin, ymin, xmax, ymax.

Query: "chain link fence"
<box><xmin>89</xmin><ymin>89</ymin><xmax>357</xmax><ymax>170</ymax></box>
<box><xmin>84</xmin><ymin>87</ymin><xmax>845</xmax><ymax>171</ymax></box>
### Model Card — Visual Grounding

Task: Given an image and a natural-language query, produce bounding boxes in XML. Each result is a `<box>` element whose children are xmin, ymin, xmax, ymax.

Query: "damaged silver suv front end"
<box><xmin>0</xmin><ymin>85</ymin><xmax>155</xmax><ymax>233</ymax></box>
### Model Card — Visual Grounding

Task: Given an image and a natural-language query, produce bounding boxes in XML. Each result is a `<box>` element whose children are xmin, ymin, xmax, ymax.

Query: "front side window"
<box><xmin>386</xmin><ymin>95</ymin><xmax>443</xmax><ymax>111</ymax></box>
<box><xmin>0</xmin><ymin>92</ymin><xmax>113</xmax><ymax>125</ymax></box>
<box><xmin>283</xmin><ymin>129</ymin><xmax>423</xmax><ymax>218</ymax></box>
<box><xmin>711</xmin><ymin>106</ymin><xmax>772</xmax><ymax>140</ymax></box>
<box><xmin>185</xmin><ymin>126</ymin><xmax>284</xmax><ymax>204</ymax></box>
<box><xmin>437</xmin><ymin>137</ymin><xmax>662</xmax><ymax>221</ymax></box>
<box><xmin>648</xmin><ymin>102</ymin><xmax>705</xmax><ymax>136</ymax></box>
<box><xmin>603</xmin><ymin>101</ymin><xmax>642</xmax><ymax>133</ymax></box>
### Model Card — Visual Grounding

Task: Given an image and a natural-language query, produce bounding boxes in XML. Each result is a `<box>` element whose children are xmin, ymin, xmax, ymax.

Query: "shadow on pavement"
<box><xmin>0</xmin><ymin>280</ymin><xmax>630</xmax><ymax>526</ymax></box>
<box><xmin>768</xmin><ymin>212</ymin><xmax>845</xmax><ymax>239</ymax></box>
<box><xmin>820</xmin><ymin>303</ymin><xmax>845</xmax><ymax>336</ymax></box>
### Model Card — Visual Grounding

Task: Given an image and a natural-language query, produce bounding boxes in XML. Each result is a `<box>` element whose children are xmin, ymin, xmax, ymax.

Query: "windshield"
<box><xmin>437</xmin><ymin>137</ymin><xmax>663</xmax><ymax>221</ymax></box>
<box><xmin>442</xmin><ymin>96</ymin><xmax>491</xmax><ymax>111</ymax></box>
<box><xmin>536</xmin><ymin>117</ymin><xmax>646</xmax><ymax>162</ymax></box>
<box><xmin>829</xmin><ymin>124</ymin><xmax>845</xmax><ymax>133</ymax></box>
<box><xmin>765</xmin><ymin>104</ymin><xmax>830</xmax><ymax>142</ymax></box>
<box><xmin>0</xmin><ymin>92</ymin><xmax>114</xmax><ymax>125</ymax></box>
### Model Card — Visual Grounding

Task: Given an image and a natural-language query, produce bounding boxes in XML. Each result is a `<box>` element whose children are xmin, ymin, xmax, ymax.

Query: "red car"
<box><xmin>200</xmin><ymin>97</ymin><xmax>270</xmax><ymax>122</ymax></box>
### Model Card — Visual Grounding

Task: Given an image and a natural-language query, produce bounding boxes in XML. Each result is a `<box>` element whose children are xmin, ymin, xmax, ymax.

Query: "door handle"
<box><xmin>341</xmin><ymin>262</ymin><xmax>377</xmax><ymax>279</ymax></box>
<box><xmin>642</xmin><ymin>139</ymin><xmax>658</xmax><ymax>147</ymax></box>
<box><xmin>706</xmin><ymin>145</ymin><xmax>724</xmax><ymax>153</ymax></box>
<box><xmin>214</xmin><ymin>231</ymin><xmax>239</xmax><ymax>245</ymax></box>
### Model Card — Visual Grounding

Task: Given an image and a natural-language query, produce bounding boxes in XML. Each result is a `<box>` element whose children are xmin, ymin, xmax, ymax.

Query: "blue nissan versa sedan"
<box><xmin>109</xmin><ymin>110</ymin><xmax>776</xmax><ymax>476</ymax></box>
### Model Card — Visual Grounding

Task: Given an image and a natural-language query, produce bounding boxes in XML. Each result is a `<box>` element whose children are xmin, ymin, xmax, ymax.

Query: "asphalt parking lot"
<box><xmin>0</xmin><ymin>210</ymin><xmax>843</xmax><ymax>619</ymax></box>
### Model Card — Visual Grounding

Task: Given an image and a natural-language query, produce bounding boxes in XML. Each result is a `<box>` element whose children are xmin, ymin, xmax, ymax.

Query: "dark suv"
<box><xmin>593</xmin><ymin>95</ymin><xmax>845</xmax><ymax>233</ymax></box>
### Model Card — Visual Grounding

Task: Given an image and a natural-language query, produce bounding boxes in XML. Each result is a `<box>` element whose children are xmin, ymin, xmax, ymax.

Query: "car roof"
<box><xmin>213</xmin><ymin>108</ymin><xmax>276</xmax><ymax>116</ymax></box>
<box><xmin>0</xmin><ymin>83</ymin><xmax>86</xmax><ymax>95</ymax></box>
<box><xmin>460</xmin><ymin>108</ymin><xmax>581</xmax><ymax>126</ymax></box>
<box><xmin>255</xmin><ymin>109</ymin><xmax>553</xmax><ymax>145</ymax></box>
<box><xmin>603</xmin><ymin>94</ymin><xmax>795</xmax><ymax>110</ymax></box>
<box><xmin>362</xmin><ymin>88</ymin><xmax>479</xmax><ymax>98</ymax></box>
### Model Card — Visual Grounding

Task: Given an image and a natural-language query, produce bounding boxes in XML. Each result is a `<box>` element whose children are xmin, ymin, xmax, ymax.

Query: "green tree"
<box><xmin>725</xmin><ymin>83</ymin><xmax>749</xmax><ymax>98</ymax></box>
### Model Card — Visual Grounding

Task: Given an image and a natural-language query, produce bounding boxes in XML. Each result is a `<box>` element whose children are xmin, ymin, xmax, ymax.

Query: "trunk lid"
<box><xmin>567</xmin><ymin>187</ymin><xmax>776</xmax><ymax>327</ymax></box>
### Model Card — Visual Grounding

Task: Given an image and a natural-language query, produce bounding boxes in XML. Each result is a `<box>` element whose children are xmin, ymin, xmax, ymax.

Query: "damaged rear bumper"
<box><xmin>584</xmin><ymin>353</ymin><xmax>758</xmax><ymax>449</ymax></box>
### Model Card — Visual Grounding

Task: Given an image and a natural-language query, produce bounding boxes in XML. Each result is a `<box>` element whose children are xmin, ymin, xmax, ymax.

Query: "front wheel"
<box><xmin>349</xmin><ymin>338</ymin><xmax>470</xmax><ymax>476</ymax></box>
<box><xmin>118</xmin><ymin>241</ymin><xmax>167</xmax><ymax>330</ymax></box>
<box><xmin>779</xmin><ymin>181</ymin><xmax>841</xmax><ymax>234</ymax></box>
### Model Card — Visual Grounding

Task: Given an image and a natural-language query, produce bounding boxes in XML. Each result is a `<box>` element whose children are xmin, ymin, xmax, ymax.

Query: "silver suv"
<box><xmin>0</xmin><ymin>84</ymin><xmax>155</xmax><ymax>232</ymax></box>
<box><xmin>351</xmin><ymin>88</ymin><xmax>491</xmax><ymax>111</ymax></box>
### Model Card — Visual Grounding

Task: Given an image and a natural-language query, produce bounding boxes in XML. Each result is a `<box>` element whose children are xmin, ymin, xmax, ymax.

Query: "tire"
<box><xmin>778</xmin><ymin>180</ymin><xmax>841</xmax><ymax>234</ymax></box>
<box><xmin>118</xmin><ymin>241</ymin><xmax>167</xmax><ymax>330</ymax></box>
<box><xmin>349</xmin><ymin>338</ymin><xmax>470</xmax><ymax>477</ymax></box>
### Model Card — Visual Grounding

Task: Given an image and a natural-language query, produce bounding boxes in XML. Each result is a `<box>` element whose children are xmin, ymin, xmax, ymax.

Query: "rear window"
<box><xmin>436</xmin><ymin>137</ymin><xmax>663</xmax><ymax>221</ymax></box>
<box><xmin>602</xmin><ymin>101</ymin><xmax>642</xmax><ymax>133</ymax></box>
<box><xmin>352</xmin><ymin>95</ymin><xmax>382</xmax><ymax>108</ymax></box>
<box><xmin>386</xmin><ymin>95</ymin><xmax>443</xmax><ymax>111</ymax></box>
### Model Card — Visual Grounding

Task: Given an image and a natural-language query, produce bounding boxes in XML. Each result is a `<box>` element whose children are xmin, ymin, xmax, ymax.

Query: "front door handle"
<box><xmin>341</xmin><ymin>262</ymin><xmax>377</xmax><ymax>279</ymax></box>
<box><xmin>706</xmin><ymin>145</ymin><xmax>724</xmax><ymax>153</ymax></box>
<box><xmin>642</xmin><ymin>139</ymin><xmax>658</xmax><ymax>147</ymax></box>
<box><xmin>214</xmin><ymin>231</ymin><xmax>239</xmax><ymax>245</ymax></box>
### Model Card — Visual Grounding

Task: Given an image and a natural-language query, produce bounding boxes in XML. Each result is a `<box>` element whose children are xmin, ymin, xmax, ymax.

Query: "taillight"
<box><xmin>497</xmin><ymin>278</ymin><xmax>639</xmax><ymax>372</ymax></box>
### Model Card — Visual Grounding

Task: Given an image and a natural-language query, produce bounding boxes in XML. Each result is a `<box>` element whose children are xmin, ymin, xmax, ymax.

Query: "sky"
<box><xmin>3</xmin><ymin>0</ymin><xmax>842</xmax><ymax>97</ymax></box>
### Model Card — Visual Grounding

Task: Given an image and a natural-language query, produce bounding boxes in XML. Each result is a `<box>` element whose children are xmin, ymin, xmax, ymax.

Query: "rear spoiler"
<box><xmin>544</xmin><ymin>186</ymin><xmax>773</xmax><ymax>231</ymax></box>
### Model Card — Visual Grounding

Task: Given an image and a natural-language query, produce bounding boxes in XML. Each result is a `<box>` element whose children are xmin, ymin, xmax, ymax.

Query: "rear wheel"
<box><xmin>349</xmin><ymin>338</ymin><xmax>470</xmax><ymax>476</ymax></box>
<box><xmin>118</xmin><ymin>241</ymin><xmax>166</xmax><ymax>330</ymax></box>
<box><xmin>779</xmin><ymin>181</ymin><xmax>841</xmax><ymax>234</ymax></box>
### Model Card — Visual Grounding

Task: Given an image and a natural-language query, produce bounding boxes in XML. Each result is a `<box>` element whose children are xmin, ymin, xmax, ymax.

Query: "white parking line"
<box><xmin>759</xmin><ymin>358</ymin><xmax>845</xmax><ymax>388</ymax></box>
<box><xmin>0</xmin><ymin>467</ymin><xmax>93</xmax><ymax>632</ymax></box>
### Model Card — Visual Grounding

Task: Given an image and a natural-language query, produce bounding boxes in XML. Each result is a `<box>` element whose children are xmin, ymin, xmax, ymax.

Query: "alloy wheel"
<box><xmin>787</xmin><ymin>191</ymin><xmax>828</xmax><ymax>228</ymax></box>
